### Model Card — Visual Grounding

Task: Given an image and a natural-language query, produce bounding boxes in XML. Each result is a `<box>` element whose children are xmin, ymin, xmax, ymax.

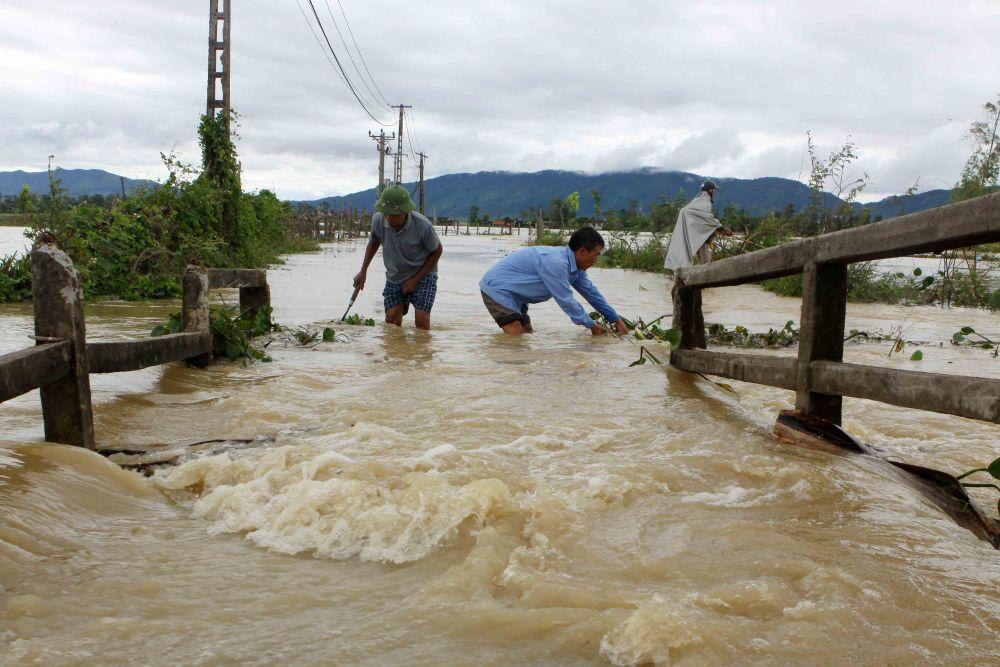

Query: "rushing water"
<box><xmin>2</xmin><ymin>225</ymin><xmax>1000</xmax><ymax>665</ymax></box>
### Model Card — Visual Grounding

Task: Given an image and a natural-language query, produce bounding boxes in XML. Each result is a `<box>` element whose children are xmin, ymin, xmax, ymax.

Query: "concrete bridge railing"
<box><xmin>671</xmin><ymin>191</ymin><xmax>1000</xmax><ymax>427</ymax></box>
<box><xmin>0</xmin><ymin>243</ymin><xmax>269</xmax><ymax>450</ymax></box>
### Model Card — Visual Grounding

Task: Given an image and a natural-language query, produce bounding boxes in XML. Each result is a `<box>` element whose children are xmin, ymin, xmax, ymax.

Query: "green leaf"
<box><xmin>961</xmin><ymin>326</ymin><xmax>975</xmax><ymax>335</ymax></box>
<box><xmin>913</xmin><ymin>267</ymin><xmax>922</xmax><ymax>276</ymax></box>
<box><xmin>225</xmin><ymin>341</ymin><xmax>241</xmax><ymax>360</ymax></box>
<box><xmin>628</xmin><ymin>356</ymin><xmax>647</xmax><ymax>367</ymax></box>
<box><xmin>150</xmin><ymin>324</ymin><xmax>168</xmax><ymax>337</ymax></box>
<box><xmin>982</xmin><ymin>342</ymin><xmax>995</xmax><ymax>349</ymax></box>
<box><xmin>953</xmin><ymin>332</ymin><xmax>966</xmax><ymax>343</ymax></box>
<box><xmin>988</xmin><ymin>458</ymin><xmax>1000</xmax><ymax>480</ymax></box>
<box><xmin>322</xmin><ymin>327</ymin><xmax>335</xmax><ymax>342</ymax></box>
<box><xmin>909</xmin><ymin>350</ymin><xmax>923</xmax><ymax>361</ymax></box>
<box><xmin>663</xmin><ymin>328</ymin><xmax>682</xmax><ymax>348</ymax></box>
<box><xmin>634</xmin><ymin>330</ymin><xmax>646</xmax><ymax>340</ymax></box>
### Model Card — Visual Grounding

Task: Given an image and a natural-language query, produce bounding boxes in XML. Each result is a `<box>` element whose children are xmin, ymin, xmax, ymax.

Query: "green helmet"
<box><xmin>376</xmin><ymin>186</ymin><xmax>416</xmax><ymax>215</ymax></box>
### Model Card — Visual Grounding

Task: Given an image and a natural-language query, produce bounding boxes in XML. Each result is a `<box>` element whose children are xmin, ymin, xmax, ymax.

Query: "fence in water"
<box><xmin>0</xmin><ymin>243</ymin><xmax>269</xmax><ymax>450</ymax></box>
<box><xmin>670</xmin><ymin>191</ymin><xmax>1000</xmax><ymax>426</ymax></box>
<box><xmin>669</xmin><ymin>191</ymin><xmax>1000</xmax><ymax>546</ymax></box>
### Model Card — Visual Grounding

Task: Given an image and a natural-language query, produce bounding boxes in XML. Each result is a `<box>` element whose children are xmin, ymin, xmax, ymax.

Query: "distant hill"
<box><xmin>0</xmin><ymin>169</ymin><xmax>158</xmax><ymax>197</ymax></box>
<box><xmin>0</xmin><ymin>166</ymin><xmax>953</xmax><ymax>221</ymax></box>
<box><xmin>307</xmin><ymin>168</ymin><xmax>952</xmax><ymax>221</ymax></box>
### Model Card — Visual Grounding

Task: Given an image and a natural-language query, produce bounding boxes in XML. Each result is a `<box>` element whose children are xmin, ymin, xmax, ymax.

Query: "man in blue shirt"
<box><xmin>479</xmin><ymin>227</ymin><xmax>630</xmax><ymax>335</ymax></box>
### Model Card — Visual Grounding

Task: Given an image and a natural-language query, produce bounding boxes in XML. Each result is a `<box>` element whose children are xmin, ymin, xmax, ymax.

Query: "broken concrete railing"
<box><xmin>0</xmin><ymin>244</ymin><xmax>270</xmax><ymax>450</ymax></box>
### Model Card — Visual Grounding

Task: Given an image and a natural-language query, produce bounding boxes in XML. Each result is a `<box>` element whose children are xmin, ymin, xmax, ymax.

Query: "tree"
<box><xmin>566</xmin><ymin>191</ymin><xmax>580</xmax><ymax>225</ymax></box>
<box><xmin>469</xmin><ymin>205</ymin><xmax>480</xmax><ymax>225</ymax></box>
<box><xmin>17</xmin><ymin>185</ymin><xmax>34</xmax><ymax>214</ymax></box>
<box><xmin>590</xmin><ymin>188</ymin><xmax>602</xmax><ymax>221</ymax></box>
<box><xmin>547</xmin><ymin>197</ymin><xmax>567</xmax><ymax>226</ymax></box>
<box><xmin>953</xmin><ymin>94</ymin><xmax>1000</xmax><ymax>203</ymax></box>
<box><xmin>804</xmin><ymin>131</ymin><xmax>869</xmax><ymax>234</ymax></box>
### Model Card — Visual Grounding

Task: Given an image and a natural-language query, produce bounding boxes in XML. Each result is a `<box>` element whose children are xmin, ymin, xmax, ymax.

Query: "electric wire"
<box><xmin>335</xmin><ymin>0</ymin><xmax>392</xmax><ymax>108</ymax></box>
<box><xmin>322</xmin><ymin>0</ymin><xmax>389</xmax><ymax>111</ymax></box>
<box><xmin>298</xmin><ymin>0</ymin><xmax>393</xmax><ymax>126</ymax></box>
<box><xmin>406</xmin><ymin>107</ymin><xmax>423</xmax><ymax>154</ymax></box>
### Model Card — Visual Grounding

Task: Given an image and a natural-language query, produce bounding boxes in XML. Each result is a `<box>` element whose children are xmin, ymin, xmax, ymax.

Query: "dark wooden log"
<box><xmin>88</xmin><ymin>332</ymin><xmax>213</xmax><ymax>374</ymax></box>
<box><xmin>679</xmin><ymin>191</ymin><xmax>1000</xmax><ymax>289</ymax></box>
<box><xmin>774</xmin><ymin>409</ymin><xmax>1000</xmax><ymax>549</ymax></box>
<box><xmin>0</xmin><ymin>342</ymin><xmax>71</xmax><ymax>403</ymax></box>
<box><xmin>795</xmin><ymin>261</ymin><xmax>848</xmax><ymax>424</ymax></box>
<box><xmin>31</xmin><ymin>244</ymin><xmax>95</xmax><ymax>449</ymax></box>
<box><xmin>809</xmin><ymin>360</ymin><xmax>1000</xmax><ymax>424</ymax></box>
<box><xmin>670</xmin><ymin>349</ymin><xmax>798</xmax><ymax>389</ymax></box>
<box><xmin>207</xmin><ymin>268</ymin><xmax>266</xmax><ymax>289</ymax></box>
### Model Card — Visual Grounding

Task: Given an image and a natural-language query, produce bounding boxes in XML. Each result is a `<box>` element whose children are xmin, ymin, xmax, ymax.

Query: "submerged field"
<box><xmin>2</xmin><ymin>230</ymin><xmax>1000</xmax><ymax>665</ymax></box>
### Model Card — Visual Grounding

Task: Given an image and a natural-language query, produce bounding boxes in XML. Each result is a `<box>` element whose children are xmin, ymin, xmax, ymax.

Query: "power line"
<box><xmin>322</xmin><ymin>0</ymin><xmax>389</xmax><ymax>111</ymax></box>
<box><xmin>335</xmin><ymin>0</ymin><xmax>392</xmax><ymax>108</ymax></box>
<box><xmin>404</xmin><ymin>112</ymin><xmax>418</xmax><ymax>159</ymax></box>
<box><xmin>298</xmin><ymin>0</ymin><xmax>393</xmax><ymax>126</ymax></box>
<box><xmin>294</xmin><ymin>0</ymin><xmax>360</xmax><ymax>97</ymax></box>
<box><xmin>406</xmin><ymin>107</ymin><xmax>423</xmax><ymax>154</ymax></box>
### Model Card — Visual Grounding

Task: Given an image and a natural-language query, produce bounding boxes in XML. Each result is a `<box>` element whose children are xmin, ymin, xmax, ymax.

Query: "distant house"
<box><xmin>578</xmin><ymin>218</ymin><xmax>605</xmax><ymax>230</ymax></box>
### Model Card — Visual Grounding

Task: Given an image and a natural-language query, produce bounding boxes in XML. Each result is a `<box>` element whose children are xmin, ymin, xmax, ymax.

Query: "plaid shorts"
<box><xmin>383</xmin><ymin>273</ymin><xmax>438</xmax><ymax>314</ymax></box>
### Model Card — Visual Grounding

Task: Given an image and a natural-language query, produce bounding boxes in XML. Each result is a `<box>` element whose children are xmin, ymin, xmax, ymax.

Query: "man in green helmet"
<box><xmin>353</xmin><ymin>186</ymin><xmax>443</xmax><ymax>330</ymax></box>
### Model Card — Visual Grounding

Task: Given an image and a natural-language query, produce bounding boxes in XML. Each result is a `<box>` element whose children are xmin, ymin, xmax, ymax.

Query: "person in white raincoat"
<box><xmin>664</xmin><ymin>181</ymin><xmax>732</xmax><ymax>271</ymax></box>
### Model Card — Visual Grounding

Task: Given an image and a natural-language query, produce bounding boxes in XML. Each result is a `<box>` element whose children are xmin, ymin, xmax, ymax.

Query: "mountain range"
<box><xmin>0</xmin><ymin>169</ymin><xmax>156</xmax><ymax>198</ymax></box>
<box><xmin>0</xmin><ymin>167</ymin><xmax>951</xmax><ymax>220</ymax></box>
<box><xmin>309</xmin><ymin>169</ymin><xmax>951</xmax><ymax>221</ymax></box>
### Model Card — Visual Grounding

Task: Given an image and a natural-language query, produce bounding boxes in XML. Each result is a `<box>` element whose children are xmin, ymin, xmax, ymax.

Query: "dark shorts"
<box><xmin>481</xmin><ymin>291</ymin><xmax>531</xmax><ymax>328</ymax></box>
<box><xmin>383</xmin><ymin>273</ymin><xmax>437</xmax><ymax>314</ymax></box>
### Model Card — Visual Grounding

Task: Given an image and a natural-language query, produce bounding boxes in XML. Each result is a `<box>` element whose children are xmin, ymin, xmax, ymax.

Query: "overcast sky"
<box><xmin>1</xmin><ymin>1</ymin><xmax>997</xmax><ymax>201</ymax></box>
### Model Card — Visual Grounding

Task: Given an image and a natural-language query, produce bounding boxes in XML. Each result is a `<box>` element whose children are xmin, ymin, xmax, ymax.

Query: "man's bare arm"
<box><xmin>353</xmin><ymin>237</ymin><xmax>381</xmax><ymax>289</ymax></box>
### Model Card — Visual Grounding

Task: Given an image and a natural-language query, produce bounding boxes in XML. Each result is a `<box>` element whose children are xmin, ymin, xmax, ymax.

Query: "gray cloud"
<box><xmin>1</xmin><ymin>0</ymin><xmax>996</xmax><ymax>200</ymax></box>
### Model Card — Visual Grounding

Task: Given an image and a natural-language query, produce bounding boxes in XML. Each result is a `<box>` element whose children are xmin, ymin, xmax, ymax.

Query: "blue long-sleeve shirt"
<box><xmin>479</xmin><ymin>246</ymin><xmax>620</xmax><ymax>328</ymax></box>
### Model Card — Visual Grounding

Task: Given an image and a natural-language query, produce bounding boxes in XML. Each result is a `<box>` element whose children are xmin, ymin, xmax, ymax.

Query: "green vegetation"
<box><xmin>151</xmin><ymin>304</ymin><xmax>279</xmax><ymax>362</ymax></box>
<box><xmin>341</xmin><ymin>313</ymin><xmax>376</xmax><ymax>326</ymax></box>
<box><xmin>952</xmin><ymin>326</ymin><xmax>999</xmax><ymax>357</ymax></box>
<box><xmin>0</xmin><ymin>111</ymin><xmax>318</xmax><ymax>303</ymax></box>
<box><xmin>529</xmin><ymin>229</ymin><xmax>566</xmax><ymax>246</ymax></box>
<box><xmin>597</xmin><ymin>232</ymin><xmax>667</xmax><ymax>272</ymax></box>
<box><xmin>956</xmin><ymin>456</ymin><xmax>1000</xmax><ymax>518</ymax></box>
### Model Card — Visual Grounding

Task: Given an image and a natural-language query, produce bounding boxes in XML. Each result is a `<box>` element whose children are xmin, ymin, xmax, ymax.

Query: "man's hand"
<box><xmin>403</xmin><ymin>276</ymin><xmax>420</xmax><ymax>294</ymax></box>
<box><xmin>614</xmin><ymin>319</ymin><xmax>630</xmax><ymax>335</ymax></box>
<box><xmin>353</xmin><ymin>271</ymin><xmax>367</xmax><ymax>290</ymax></box>
<box><xmin>590</xmin><ymin>323</ymin><xmax>608</xmax><ymax>336</ymax></box>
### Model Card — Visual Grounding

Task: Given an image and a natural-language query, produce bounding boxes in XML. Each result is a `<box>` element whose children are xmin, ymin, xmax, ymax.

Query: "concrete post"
<box><xmin>795</xmin><ymin>261</ymin><xmax>848</xmax><ymax>424</ymax></box>
<box><xmin>671</xmin><ymin>276</ymin><xmax>706</xmax><ymax>353</ymax></box>
<box><xmin>182</xmin><ymin>266</ymin><xmax>212</xmax><ymax>367</ymax></box>
<box><xmin>239</xmin><ymin>278</ymin><xmax>271</xmax><ymax>324</ymax></box>
<box><xmin>31</xmin><ymin>243</ymin><xmax>95</xmax><ymax>449</ymax></box>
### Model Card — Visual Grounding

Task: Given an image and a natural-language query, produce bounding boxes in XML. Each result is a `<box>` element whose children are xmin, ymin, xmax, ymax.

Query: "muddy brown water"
<box><xmin>2</xmin><ymin>227</ymin><xmax>1000</xmax><ymax>665</ymax></box>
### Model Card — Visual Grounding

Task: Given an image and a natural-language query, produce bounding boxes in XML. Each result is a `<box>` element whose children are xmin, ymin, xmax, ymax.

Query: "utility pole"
<box><xmin>369</xmin><ymin>130</ymin><xmax>395</xmax><ymax>196</ymax></box>
<box><xmin>416</xmin><ymin>152</ymin><xmax>428</xmax><ymax>214</ymax></box>
<box><xmin>391</xmin><ymin>104</ymin><xmax>411</xmax><ymax>185</ymax></box>
<box><xmin>206</xmin><ymin>0</ymin><xmax>232</xmax><ymax>125</ymax></box>
<box><xmin>119</xmin><ymin>176</ymin><xmax>126</xmax><ymax>198</ymax></box>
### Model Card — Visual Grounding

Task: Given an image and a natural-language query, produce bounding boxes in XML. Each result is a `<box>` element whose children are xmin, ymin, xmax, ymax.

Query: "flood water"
<box><xmin>2</xmin><ymin>225</ymin><xmax>1000</xmax><ymax>665</ymax></box>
